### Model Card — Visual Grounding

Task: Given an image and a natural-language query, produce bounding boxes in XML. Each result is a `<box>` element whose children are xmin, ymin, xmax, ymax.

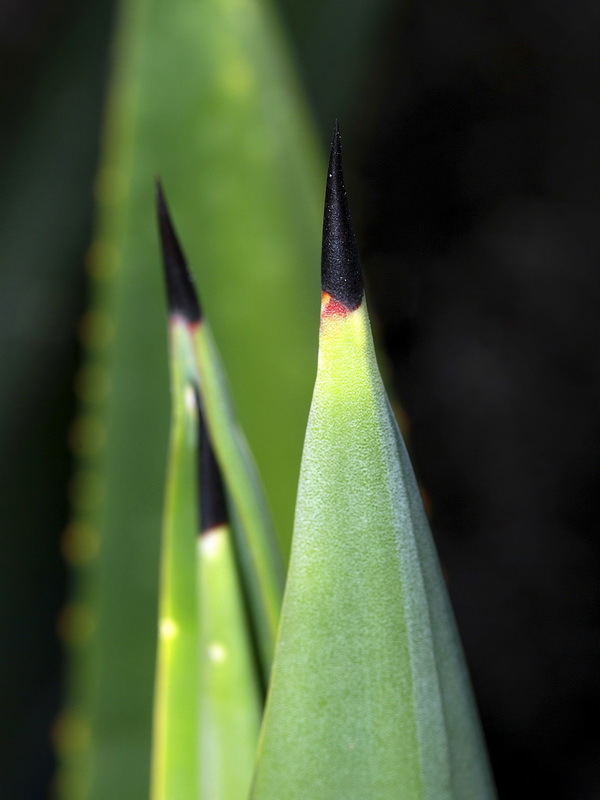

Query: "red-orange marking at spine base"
<box><xmin>168</xmin><ymin>316</ymin><xmax>201</xmax><ymax>333</ymax></box>
<box><xmin>321</xmin><ymin>292</ymin><xmax>351</xmax><ymax>318</ymax></box>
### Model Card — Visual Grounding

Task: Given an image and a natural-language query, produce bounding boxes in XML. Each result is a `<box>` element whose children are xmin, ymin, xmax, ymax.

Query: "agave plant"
<box><xmin>149</xmin><ymin>123</ymin><xmax>497</xmax><ymax>800</ymax></box>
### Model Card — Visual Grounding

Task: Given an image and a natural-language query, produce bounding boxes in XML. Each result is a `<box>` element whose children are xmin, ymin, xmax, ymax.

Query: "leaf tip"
<box><xmin>156</xmin><ymin>180</ymin><xmax>202</xmax><ymax>325</ymax></box>
<box><xmin>321</xmin><ymin>121</ymin><xmax>363</xmax><ymax>312</ymax></box>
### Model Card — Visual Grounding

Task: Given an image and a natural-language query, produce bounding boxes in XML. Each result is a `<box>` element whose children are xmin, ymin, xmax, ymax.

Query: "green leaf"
<box><xmin>193</xmin><ymin>321</ymin><xmax>284</xmax><ymax>676</ymax></box>
<box><xmin>199</xmin><ymin>521</ymin><xmax>261</xmax><ymax>800</ymax></box>
<box><xmin>250</xmin><ymin>127</ymin><xmax>497</xmax><ymax>800</ymax></box>
<box><xmin>153</xmin><ymin>185</ymin><xmax>264</xmax><ymax>800</ymax></box>
<box><xmin>157</xmin><ymin>184</ymin><xmax>283</xmax><ymax>680</ymax></box>
<box><xmin>151</xmin><ymin>320</ymin><xmax>200</xmax><ymax>800</ymax></box>
<box><xmin>151</xmin><ymin>313</ymin><xmax>262</xmax><ymax>800</ymax></box>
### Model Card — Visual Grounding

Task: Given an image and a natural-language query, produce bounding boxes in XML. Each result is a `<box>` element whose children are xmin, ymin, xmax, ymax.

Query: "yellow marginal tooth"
<box><xmin>52</xmin><ymin>710</ymin><xmax>91</xmax><ymax>755</ymax></box>
<box><xmin>61</xmin><ymin>522</ymin><xmax>100</xmax><ymax>565</ymax></box>
<box><xmin>57</xmin><ymin>603</ymin><xmax>95</xmax><ymax>645</ymax></box>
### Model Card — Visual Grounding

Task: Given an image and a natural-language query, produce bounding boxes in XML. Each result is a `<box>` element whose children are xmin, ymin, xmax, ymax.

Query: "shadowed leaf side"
<box><xmin>196</xmin><ymin>389</ymin><xmax>229</xmax><ymax>535</ymax></box>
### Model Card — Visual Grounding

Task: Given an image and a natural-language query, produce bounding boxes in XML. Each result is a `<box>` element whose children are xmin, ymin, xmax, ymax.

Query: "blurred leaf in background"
<box><xmin>0</xmin><ymin>1</ymin><xmax>115</xmax><ymax>797</ymax></box>
<box><xmin>56</xmin><ymin>0</ymin><xmax>388</xmax><ymax>795</ymax></box>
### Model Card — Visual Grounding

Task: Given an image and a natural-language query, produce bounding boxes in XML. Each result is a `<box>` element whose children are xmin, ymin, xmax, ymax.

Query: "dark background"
<box><xmin>1</xmin><ymin>0</ymin><xmax>599</xmax><ymax>797</ymax></box>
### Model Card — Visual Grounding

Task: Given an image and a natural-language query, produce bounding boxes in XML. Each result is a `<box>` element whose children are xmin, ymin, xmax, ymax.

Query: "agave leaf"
<box><xmin>192</xmin><ymin>322</ymin><xmax>284</xmax><ymax>676</ymax></box>
<box><xmin>198</xmin><ymin>411</ymin><xmax>261</xmax><ymax>800</ymax></box>
<box><xmin>250</xmin><ymin>125</ymin><xmax>497</xmax><ymax>800</ymax></box>
<box><xmin>198</xmin><ymin>523</ymin><xmax>262</xmax><ymax>800</ymax></box>
<box><xmin>153</xmin><ymin>187</ymin><xmax>262</xmax><ymax>800</ymax></box>
<box><xmin>157</xmin><ymin>185</ymin><xmax>283</xmax><ymax>679</ymax></box>
<box><xmin>151</xmin><ymin>319</ymin><xmax>200</xmax><ymax>800</ymax></box>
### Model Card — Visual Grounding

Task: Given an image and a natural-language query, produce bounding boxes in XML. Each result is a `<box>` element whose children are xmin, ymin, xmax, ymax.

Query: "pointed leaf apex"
<box><xmin>156</xmin><ymin>181</ymin><xmax>202</xmax><ymax>324</ymax></box>
<box><xmin>321</xmin><ymin>122</ymin><xmax>363</xmax><ymax>311</ymax></box>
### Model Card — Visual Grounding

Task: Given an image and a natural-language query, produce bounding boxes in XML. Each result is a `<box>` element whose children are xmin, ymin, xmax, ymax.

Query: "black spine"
<box><xmin>321</xmin><ymin>121</ymin><xmax>364</xmax><ymax>310</ymax></box>
<box><xmin>196</xmin><ymin>391</ymin><xmax>228</xmax><ymax>535</ymax></box>
<box><xmin>156</xmin><ymin>181</ymin><xmax>202</xmax><ymax>323</ymax></box>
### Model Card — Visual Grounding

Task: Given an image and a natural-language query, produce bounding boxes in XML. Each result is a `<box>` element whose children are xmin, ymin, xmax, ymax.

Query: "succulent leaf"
<box><xmin>151</xmin><ymin>319</ymin><xmax>200</xmax><ymax>800</ymax></box>
<box><xmin>249</xmin><ymin>126</ymin><xmax>497</xmax><ymax>800</ymax></box>
<box><xmin>157</xmin><ymin>186</ymin><xmax>284</xmax><ymax>679</ymax></box>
